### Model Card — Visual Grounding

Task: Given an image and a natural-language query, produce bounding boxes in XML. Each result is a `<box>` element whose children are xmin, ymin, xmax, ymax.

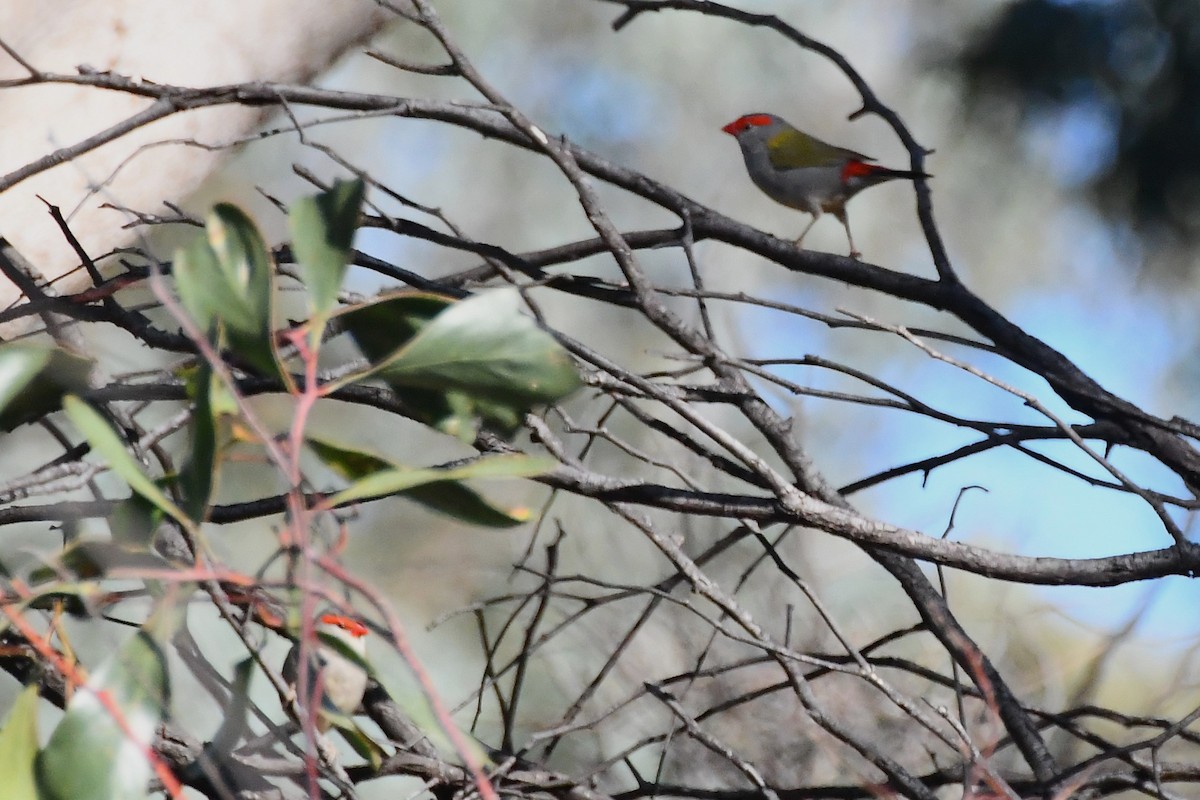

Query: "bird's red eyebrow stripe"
<box><xmin>722</xmin><ymin>113</ymin><xmax>773</xmax><ymax>135</ymax></box>
<box><xmin>841</xmin><ymin>161</ymin><xmax>876</xmax><ymax>180</ymax></box>
<box><xmin>320</xmin><ymin>613</ymin><xmax>369</xmax><ymax>638</ymax></box>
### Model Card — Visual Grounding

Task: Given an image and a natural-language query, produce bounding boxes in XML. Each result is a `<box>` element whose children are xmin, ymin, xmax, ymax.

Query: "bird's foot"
<box><xmin>848</xmin><ymin>249</ymin><xmax>862</xmax><ymax>260</ymax></box>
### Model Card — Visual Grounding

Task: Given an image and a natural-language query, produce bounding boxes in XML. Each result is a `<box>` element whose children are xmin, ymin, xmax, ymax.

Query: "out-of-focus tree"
<box><xmin>956</xmin><ymin>0</ymin><xmax>1200</xmax><ymax>271</ymax></box>
<box><xmin>0</xmin><ymin>0</ymin><xmax>388</xmax><ymax>316</ymax></box>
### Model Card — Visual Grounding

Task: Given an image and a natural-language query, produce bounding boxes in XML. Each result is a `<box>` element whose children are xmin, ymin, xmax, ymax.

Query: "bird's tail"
<box><xmin>843</xmin><ymin>161</ymin><xmax>930</xmax><ymax>182</ymax></box>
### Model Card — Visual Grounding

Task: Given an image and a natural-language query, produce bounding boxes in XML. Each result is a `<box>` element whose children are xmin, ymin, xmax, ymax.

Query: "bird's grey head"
<box><xmin>721</xmin><ymin>113</ymin><xmax>786</xmax><ymax>144</ymax></box>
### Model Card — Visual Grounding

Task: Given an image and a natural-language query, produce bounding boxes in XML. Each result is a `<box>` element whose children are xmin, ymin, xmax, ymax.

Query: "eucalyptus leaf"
<box><xmin>56</xmin><ymin>540</ymin><xmax>170</xmax><ymax>580</ymax></box>
<box><xmin>379</xmin><ymin>289</ymin><xmax>581</xmax><ymax>405</ymax></box>
<box><xmin>63</xmin><ymin>396</ymin><xmax>191</xmax><ymax>528</ymax></box>
<box><xmin>178</xmin><ymin>363</ymin><xmax>218</xmax><ymax>522</ymax></box>
<box><xmin>290</xmin><ymin>178</ymin><xmax>364</xmax><ymax>319</ymax></box>
<box><xmin>206</xmin><ymin>203</ymin><xmax>272</xmax><ymax>337</ymax></box>
<box><xmin>108</xmin><ymin>493</ymin><xmax>163</xmax><ymax>549</ymax></box>
<box><xmin>331</xmin><ymin>719</ymin><xmax>385</xmax><ymax>771</ymax></box>
<box><xmin>37</xmin><ymin>621</ymin><xmax>173</xmax><ymax>800</ymax></box>
<box><xmin>173</xmin><ymin>235</ymin><xmax>228</xmax><ymax>333</ymax></box>
<box><xmin>173</xmin><ymin>204</ymin><xmax>279</xmax><ymax>378</ymax></box>
<box><xmin>309</xmin><ymin>437</ymin><xmax>533</xmax><ymax>526</ymax></box>
<box><xmin>327</xmin><ymin>453</ymin><xmax>556</xmax><ymax>508</ymax></box>
<box><xmin>331</xmin><ymin>291</ymin><xmax>455</xmax><ymax>392</ymax></box>
<box><xmin>404</xmin><ymin>480</ymin><xmax>531</xmax><ymax>527</ymax></box>
<box><xmin>0</xmin><ymin>344</ymin><xmax>94</xmax><ymax>432</ymax></box>
<box><xmin>0</xmin><ymin>685</ymin><xmax>40</xmax><ymax>800</ymax></box>
<box><xmin>307</xmin><ymin>437</ymin><xmax>389</xmax><ymax>480</ymax></box>
<box><xmin>335</xmin><ymin>289</ymin><xmax>580</xmax><ymax>435</ymax></box>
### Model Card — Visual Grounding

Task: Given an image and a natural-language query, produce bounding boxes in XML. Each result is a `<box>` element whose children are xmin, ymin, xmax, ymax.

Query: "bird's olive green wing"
<box><xmin>766</xmin><ymin>130</ymin><xmax>872</xmax><ymax>170</ymax></box>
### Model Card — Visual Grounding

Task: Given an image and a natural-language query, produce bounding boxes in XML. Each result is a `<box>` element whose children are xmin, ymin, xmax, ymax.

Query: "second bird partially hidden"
<box><xmin>722</xmin><ymin>113</ymin><xmax>928</xmax><ymax>259</ymax></box>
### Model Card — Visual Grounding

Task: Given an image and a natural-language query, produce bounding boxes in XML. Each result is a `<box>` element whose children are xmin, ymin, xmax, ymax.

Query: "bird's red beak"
<box><xmin>721</xmin><ymin>120</ymin><xmax>740</xmax><ymax>136</ymax></box>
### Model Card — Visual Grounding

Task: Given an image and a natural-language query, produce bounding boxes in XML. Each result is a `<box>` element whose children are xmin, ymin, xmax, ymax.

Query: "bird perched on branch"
<box><xmin>721</xmin><ymin>113</ymin><xmax>928</xmax><ymax>259</ymax></box>
<box><xmin>282</xmin><ymin>612</ymin><xmax>370</xmax><ymax>732</ymax></box>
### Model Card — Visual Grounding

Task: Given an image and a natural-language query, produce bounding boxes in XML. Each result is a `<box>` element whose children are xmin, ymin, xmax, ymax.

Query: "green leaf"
<box><xmin>332</xmin><ymin>720</ymin><xmax>385</xmax><ymax>771</ymax></box>
<box><xmin>381</xmin><ymin>289</ymin><xmax>581</xmax><ymax>405</ymax></box>
<box><xmin>63</xmin><ymin>396</ymin><xmax>191</xmax><ymax>528</ymax></box>
<box><xmin>56</xmin><ymin>540</ymin><xmax>170</xmax><ymax>580</ymax></box>
<box><xmin>0</xmin><ymin>344</ymin><xmax>93</xmax><ymax>432</ymax></box>
<box><xmin>332</xmin><ymin>291</ymin><xmax>455</xmax><ymax>390</ymax></box>
<box><xmin>326</xmin><ymin>452</ymin><xmax>556</xmax><ymax>508</ymax></box>
<box><xmin>0</xmin><ymin>685</ymin><xmax>41</xmax><ymax>800</ymax></box>
<box><xmin>308</xmin><ymin>438</ymin><xmax>532</xmax><ymax>526</ymax></box>
<box><xmin>38</xmin><ymin>618</ymin><xmax>174</xmax><ymax>800</ymax></box>
<box><xmin>178</xmin><ymin>364</ymin><xmax>218</xmax><ymax>522</ymax></box>
<box><xmin>108</xmin><ymin>495</ymin><xmax>163</xmax><ymax>549</ymax></box>
<box><xmin>206</xmin><ymin>204</ymin><xmax>273</xmax><ymax>338</ymax></box>
<box><xmin>447</xmin><ymin>389</ymin><xmax>521</xmax><ymax>437</ymax></box>
<box><xmin>335</xmin><ymin>290</ymin><xmax>580</xmax><ymax>436</ymax></box>
<box><xmin>21</xmin><ymin>585</ymin><xmax>100</xmax><ymax>617</ymax></box>
<box><xmin>173</xmin><ymin>234</ymin><xmax>227</xmax><ymax>334</ymax></box>
<box><xmin>307</xmin><ymin>437</ymin><xmax>389</xmax><ymax>480</ymax></box>
<box><xmin>387</xmin><ymin>385</ymin><xmax>480</xmax><ymax>440</ymax></box>
<box><xmin>290</xmin><ymin>179</ymin><xmax>364</xmax><ymax>320</ymax></box>
<box><xmin>0</xmin><ymin>344</ymin><xmax>52</xmax><ymax>413</ymax></box>
<box><xmin>404</xmin><ymin>480</ymin><xmax>532</xmax><ymax>527</ymax></box>
<box><xmin>174</xmin><ymin>204</ymin><xmax>279</xmax><ymax>377</ymax></box>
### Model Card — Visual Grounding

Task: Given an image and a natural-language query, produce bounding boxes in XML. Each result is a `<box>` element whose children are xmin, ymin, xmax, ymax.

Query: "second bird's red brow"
<box><xmin>319</xmin><ymin>613</ymin><xmax>369</xmax><ymax>638</ymax></box>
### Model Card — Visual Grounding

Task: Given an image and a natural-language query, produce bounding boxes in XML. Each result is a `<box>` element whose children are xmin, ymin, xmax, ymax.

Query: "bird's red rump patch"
<box><xmin>841</xmin><ymin>160</ymin><xmax>878</xmax><ymax>181</ymax></box>
<box><xmin>320</xmin><ymin>613</ymin><xmax>369</xmax><ymax>638</ymax></box>
<box><xmin>721</xmin><ymin>113</ymin><xmax>773</xmax><ymax>135</ymax></box>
